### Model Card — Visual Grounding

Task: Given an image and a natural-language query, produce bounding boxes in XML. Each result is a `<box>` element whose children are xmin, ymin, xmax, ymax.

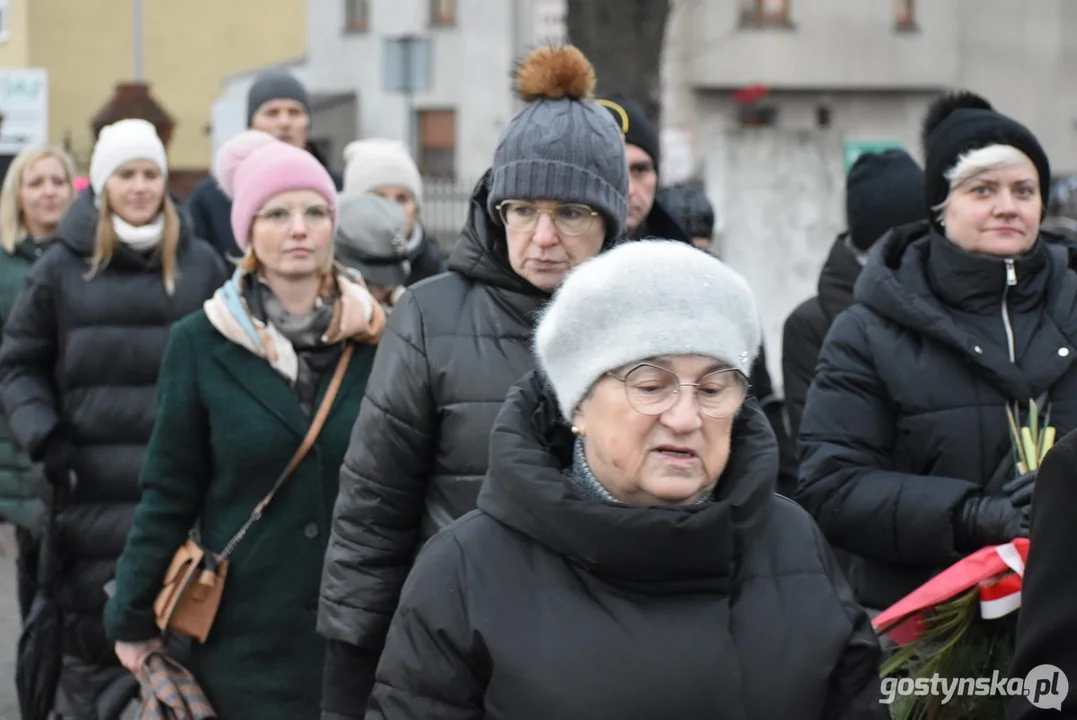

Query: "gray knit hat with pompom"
<box><xmin>487</xmin><ymin>46</ymin><xmax>629</xmax><ymax>241</ymax></box>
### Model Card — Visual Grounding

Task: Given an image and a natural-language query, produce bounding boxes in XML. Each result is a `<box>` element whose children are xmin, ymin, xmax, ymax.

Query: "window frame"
<box><xmin>344</xmin><ymin>0</ymin><xmax>369</xmax><ymax>34</ymax></box>
<box><xmin>739</xmin><ymin>0</ymin><xmax>792</xmax><ymax>27</ymax></box>
<box><xmin>430</xmin><ymin>0</ymin><xmax>456</xmax><ymax>28</ymax></box>
<box><xmin>895</xmin><ymin>0</ymin><xmax>918</xmax><ymax>31</ymax></box>
<box><xmin>417</xmin><ymin>107</ymin><xmax>457</xmax><ymax>180</ymax></box>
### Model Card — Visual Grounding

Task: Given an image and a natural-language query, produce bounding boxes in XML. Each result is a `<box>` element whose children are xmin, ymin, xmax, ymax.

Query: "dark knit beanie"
<box><xmin>247</xmin><ymin>70</ymin><xmax>312</xmax><ymax>127</ymax></box>
<box><xmin>597</xmin><ymin>92</ymin><xmax>661</xmax><ymax>173</ymax></box>
<box><xmin>846</xmin><ymin>149</ymin><xmax>925</xmax><ymax>251</ymax></box>
<box><xmin>922</xmin><ymin>91</ymin><xmax>1050</xmax><ymax>233</ymax></box>
<box><xmin>487</xmin><ymin>46</ymin><xmax>628</xmax><ymax>241</ymax></box>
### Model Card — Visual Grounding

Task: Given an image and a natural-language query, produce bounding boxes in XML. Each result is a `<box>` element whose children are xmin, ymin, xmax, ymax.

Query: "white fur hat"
<box><xmin>342</xmin><ymin>138</ymin><xmax>423</xmax><ymax>206</ymax></box>
<box><xmin>534</xmin><ymin>240</ymin><xmax>762</xmax><ymax>420</ymax></box>
<box><xmin>89</xmin><ymin>119</ymin><xmax>168</xmax><ymax>199</ymax></box>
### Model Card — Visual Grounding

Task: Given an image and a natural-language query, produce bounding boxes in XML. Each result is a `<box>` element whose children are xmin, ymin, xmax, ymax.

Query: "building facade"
<box><xmin>214</xmin><ymin>0</ymin><xmax>567</xmax><ymax>183</ymax></box>
<box><xmin>0</xmin><ymin>0</ymin><xmax>306</xmax><ymax>186</ymax></box>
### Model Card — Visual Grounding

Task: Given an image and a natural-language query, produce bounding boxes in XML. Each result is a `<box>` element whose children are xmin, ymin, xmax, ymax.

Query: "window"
<box><xmin>430</xmin><ymin>0</ymin><xmax>456</xmax><ymax>27</ymax></box>
<box><xmin>895</xmin><ymin>0</ymin><xmax>917</xmax><ymax>31</ymax></box>
<box><xmin>740</xmin><ymin>0</ymin><xmax>791</xmax><ymax>26</ymax></box>
<box><xmin>417</xmin><ymin>109</ymin><xmax>456</xmax><ymax>179</ymax></box>
<box><xmin>344</xmin><ymin>0</ymin><xmax>369</xmax><ymax>33</ymax></box>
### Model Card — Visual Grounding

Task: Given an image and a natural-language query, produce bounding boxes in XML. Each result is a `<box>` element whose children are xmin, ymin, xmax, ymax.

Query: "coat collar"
<box><xmin>477</xmin><ymin>370</ymin><xmax>777</xmax><ymax>596</ymax></box>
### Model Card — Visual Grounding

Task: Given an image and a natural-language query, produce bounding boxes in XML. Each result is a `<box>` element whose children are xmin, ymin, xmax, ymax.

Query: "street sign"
<box><xmin>844</xmin><ymin>139</ymin><xmax>903</xmax><ymax>172</ymax></box>
<box><xmin>382</xmin><ymin>35</ymin><xmax>432</xmax><ymax>94</ymax></box>
<box><xmin>0</xmin><ymin>69</ymin><xmax>48</xmax><ymax>155</ymax></box>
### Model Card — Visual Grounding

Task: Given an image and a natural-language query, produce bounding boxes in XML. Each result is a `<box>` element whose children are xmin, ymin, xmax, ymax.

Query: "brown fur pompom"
<box><xmin>514</xmin><ymin>45</ymin><xmax>596</xmax><ymax>102</ymax></box>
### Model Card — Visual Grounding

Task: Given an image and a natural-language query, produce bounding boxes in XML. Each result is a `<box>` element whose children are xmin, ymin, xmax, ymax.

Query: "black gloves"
<box><xmin>39</xmin><ymin>426</ymin><xmax>75</xmax><ymax>487</ymax></box>
<box><xmin>321</xmin><ymin>639</ymin><xmax>381</xmax><ymax>719</ymax></box>
<box><xmin>954</xmin><ymin>471</ymin><xmax>1036</xmax><ymax>552</ymax></box>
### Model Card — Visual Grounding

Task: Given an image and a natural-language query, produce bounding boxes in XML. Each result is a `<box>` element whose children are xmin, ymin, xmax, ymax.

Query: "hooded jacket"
<box><xmin>317</xmin><ymin>173</ymin><xmax>551</xmax><ymax>713</ymax></box>
<box><xmin>795</xmin><ymin>222</ymin><xmax>1077</xmax><ymax>610</ymax></box>
<box><xmin>0</xmin><ymin>190</ymin><xmax>227</xmax><ymax>664</ymax></box>
<box><xmin>782</xmin><ymin>233</ymin><xmax>864</xmax><ymax>440</ymax></box>
<box><xmin>0</xmin><ymin>237</ymin><xmax>49</xmax><ymax>529</ymax></box>
<box><xmin>368</xmin><ymin>370</ymin><xmax>887</xmax><ymax>720</ymax></box>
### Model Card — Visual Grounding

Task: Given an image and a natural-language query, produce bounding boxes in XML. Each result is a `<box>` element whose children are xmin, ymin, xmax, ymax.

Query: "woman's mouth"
<box><xmin>654</xmin><ymin>445</ymin><xmax>699</xmax><ymax>464</ymax></box>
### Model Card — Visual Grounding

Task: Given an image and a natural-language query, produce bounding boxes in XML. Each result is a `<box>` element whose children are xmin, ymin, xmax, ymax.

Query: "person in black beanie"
<box><xmin>186</xmin><ymin>70</ymin><xmax>344</xmax><ymax>260</ymax></box>
<box><xmin>597</xmin><ymin>93</ymin><xmax>688</xmax><ymax>242</ymax></box>
<box><xmin>782</xmin><ymin>149</ymin><xmax>925</xmax><ymax>442</ymax></box>
<box><xmin>796</xmin><ymin>90</ymin><xmax>1077</xmax><ymax>620</ymax></box>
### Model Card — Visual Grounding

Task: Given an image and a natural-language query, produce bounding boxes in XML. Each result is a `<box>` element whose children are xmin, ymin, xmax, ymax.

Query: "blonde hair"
<box><xmin>933</xmin><ymin>144</ymin><xmax>1035</xmax><ymax>223</ymax></box>
<box><xmin>0</xmin><ymin>146</ymin><xmax>76</xmax><ymax>253</ymax></box>
<box><xmin>88</xmin><ymin>192</ymin><xmax>182</xmax><ymax>295</ymax></box>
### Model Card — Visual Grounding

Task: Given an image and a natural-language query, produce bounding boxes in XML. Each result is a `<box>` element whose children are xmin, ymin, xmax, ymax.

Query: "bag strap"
<box><xmin>217</xmin><ymin>343</ymin><xmax>355</xmax><ymax>560</ymax></box>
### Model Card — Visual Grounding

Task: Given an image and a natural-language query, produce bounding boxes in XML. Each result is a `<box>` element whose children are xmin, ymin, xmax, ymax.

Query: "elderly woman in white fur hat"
<box><xmin>366</xmin><ymin>239</ymin><xmax>887</xmax><ymax>720</ymax></box>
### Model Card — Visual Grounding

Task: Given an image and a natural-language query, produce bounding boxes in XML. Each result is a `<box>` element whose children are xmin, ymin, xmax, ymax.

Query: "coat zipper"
<box><xmin>1002</xmin><ymin>258</ymin><xmax>1017</xmax><ymax>363</ymax></box>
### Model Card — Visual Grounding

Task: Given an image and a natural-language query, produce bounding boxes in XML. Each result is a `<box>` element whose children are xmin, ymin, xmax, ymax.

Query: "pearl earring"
<box><xmin>571</xmin><ymin>425</ymin><xmax>585</xmax><ymax>437</ymax></box>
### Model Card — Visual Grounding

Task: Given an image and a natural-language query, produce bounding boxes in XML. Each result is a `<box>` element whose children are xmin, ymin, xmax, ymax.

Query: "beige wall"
<box><xmin>0</xmin><ymin>0</ymin><xmax>31</xmax><ymax>67</ymax></box>
<box><xmin>28</xmin><ymin>0</ymin><xmax>306</xmax><ymax>170</ymax></box>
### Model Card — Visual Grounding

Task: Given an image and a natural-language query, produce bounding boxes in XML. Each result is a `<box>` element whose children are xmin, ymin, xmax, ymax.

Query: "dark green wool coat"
<box><xmin>0</xmin><ymin>238</ymin><xmax>47</xmax><ymax>528</ymax></box>
<box><xmin>104</xmin><ymin>309</ymin><xmax>376</xmax><ymax>720</ymax></box>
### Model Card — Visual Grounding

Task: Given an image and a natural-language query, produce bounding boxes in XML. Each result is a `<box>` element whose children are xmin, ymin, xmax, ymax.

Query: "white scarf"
<box><xmin>112</xmin><ymin>213</ymin><xmax>165</xmax><ymax>252</ymax></box>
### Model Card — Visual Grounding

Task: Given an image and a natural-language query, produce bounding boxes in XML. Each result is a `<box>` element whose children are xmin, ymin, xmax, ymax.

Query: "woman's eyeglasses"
<box><xmin>496</xmin><ymin>201</ymin><xmax>599</xmax><ymax>236</ymax></box>
<box><xmin>607</xmin><ymin>363</ymin><xmax>748</xmax><ymax>419</ymax></box>
<box><xmin>254</xmin><ymin>204</ymin><xmax>334</xmax><ymax>229</ymax></box>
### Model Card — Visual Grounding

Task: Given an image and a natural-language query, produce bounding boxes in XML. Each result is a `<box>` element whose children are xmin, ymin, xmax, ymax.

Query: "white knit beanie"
<box><xmin>534</xmin><ymin>240</ymin><xmax>762</xmax><ymax>420</ymax></box>
<box><xmin>90</xmin><ymin>119</ymin><xmax>168</xmax><ymax>199</ymax></box>
<box><xmin>342</xmin><ymin>138</ymin><xmax>423</xmax><ymax>206</ymax></box>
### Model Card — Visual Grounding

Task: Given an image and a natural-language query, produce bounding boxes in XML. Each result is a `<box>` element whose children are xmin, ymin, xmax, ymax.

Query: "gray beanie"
<box><xmin>487</xmin><ymin>46</ymin><xmax>629</xmax><ymax>240</ymax></box>
<box><xmin>534</xmin><ymin>240</ymin><xmax>762</xmax><ymax>420</ymax></box>
<box><xmin>335</xmin><ymin>194</ymin><xmax>413</xmax><ymax>288</ymax></box>
<box><xmin>247</xmin><ymin>70</ymin><xmax>312</xmax><ymax>127</ymax></box>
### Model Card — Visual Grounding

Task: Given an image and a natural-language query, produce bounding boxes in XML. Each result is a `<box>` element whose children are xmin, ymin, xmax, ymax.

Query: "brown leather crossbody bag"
<box><xmin>152</xmin><ymin>344</ymin><xmax>354</xmax><ymax>643</ymax></box>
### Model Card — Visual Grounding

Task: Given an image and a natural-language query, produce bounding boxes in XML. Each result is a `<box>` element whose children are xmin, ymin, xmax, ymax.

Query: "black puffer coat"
<box><xmin>0</xmin><ymin>191</ymin><xmax>227</xmax><ymax>664</ymax></box>
<box><xmin>796</xmin><ymin>222</ymin><xmax>1077</xmax><ymax>610</ymax></box>
<box><xmin>318</xmin><ymin>174</ymin><xmax>548</xmax><ymax>648</ymax></box>
<box><xmin>782</xmin><ymin>233</ymin><xmax>863</xmax><ymax>441</ymax></box>
<box><xmin>368</xmin><ymin>371</ymin><xmax>887</xmax><ymax>720</ymax></box>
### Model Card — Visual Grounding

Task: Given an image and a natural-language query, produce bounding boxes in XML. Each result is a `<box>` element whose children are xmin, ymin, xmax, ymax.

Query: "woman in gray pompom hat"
<box><xmin>317</xmin><ymin>44</ymin><xmax>635</xmax><ymax>717</ymax></box>
<box><xmin>366</xmin><ymin>240</ymin><xmax>888</xmax><ymax>720</ymax></box>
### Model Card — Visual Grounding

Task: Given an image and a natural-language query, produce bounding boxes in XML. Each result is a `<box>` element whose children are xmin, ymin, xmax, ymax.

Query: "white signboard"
<box><xmin>0</xmin><ymin>69</ymin><xmax>48</xmax><ymax>155</ymax></box>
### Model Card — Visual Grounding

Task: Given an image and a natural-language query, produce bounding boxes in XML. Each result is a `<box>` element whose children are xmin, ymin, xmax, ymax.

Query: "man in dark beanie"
<box><xmin>186</xmin><ymin>69</ymin><xmax>344</xmax><ymax>259</ymax></box>
<box><xmin>597</xmin><ymin>92</ymin><xmax>688</xmax><ymax>242</ymax></box>
<box><xmin>782</xmin><ymin>149</ymin><xmax>925</xmax><ymax>441</ymax></box>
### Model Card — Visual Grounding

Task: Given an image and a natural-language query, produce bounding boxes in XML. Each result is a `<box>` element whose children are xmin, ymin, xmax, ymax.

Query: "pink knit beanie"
<box><xmin>213</xmin><ymin>130</ymin><xmax>339</xmax><ymax>251</ymax></box>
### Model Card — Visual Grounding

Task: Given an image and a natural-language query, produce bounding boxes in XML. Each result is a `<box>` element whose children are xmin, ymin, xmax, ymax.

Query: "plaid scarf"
<box><xmin>137</xmin><ymin>653</ymin><xmax>216</xmax><ymax>720</ymax></box>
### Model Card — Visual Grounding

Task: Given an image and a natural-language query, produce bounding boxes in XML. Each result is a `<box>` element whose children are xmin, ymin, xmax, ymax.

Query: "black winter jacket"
<box><xmin>796</xmin><ymin>223</ymin><xmax>1077</xmax><ymax>610</ymax></box>
<box><xmin>0</xmin><ymin>191</ymin><xmax>227</xmax><ymax>664</ymax></box>
<box><xmin>368</xmin><ymin>371</ymin><xmax>887</xmax><ymax>720</ymax></box>
<box><xmin>317</xmin><ymin>175</ymin><xmax>549</xmax><ymax>675</ymax></box>
<box><xmin>782</xmin><ymin>233</ymin><xmax>863</xmax><ymax>441</ymax></box>
<box><xmin>1009</xmin><ymin>428</ymin><xmax>1077</xmax><ymax>718</ymax></box>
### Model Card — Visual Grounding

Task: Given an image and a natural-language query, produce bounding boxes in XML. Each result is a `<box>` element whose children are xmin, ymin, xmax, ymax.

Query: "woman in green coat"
<box><xmin>103</xmin><ymin>131</ymin><xmax>386</xmax><ymax>719</ymax></box>
<box><xmin>0</xmin><ymin>145</ymin><xmax>76</xmax><ymax>617</ymax></box>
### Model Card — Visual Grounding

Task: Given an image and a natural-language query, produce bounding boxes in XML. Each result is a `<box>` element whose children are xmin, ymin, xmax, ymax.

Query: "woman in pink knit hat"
<box><xmin>104</xmin><ymin>131</ymin><xmax>384</xmax><ymax>719</ymax></box>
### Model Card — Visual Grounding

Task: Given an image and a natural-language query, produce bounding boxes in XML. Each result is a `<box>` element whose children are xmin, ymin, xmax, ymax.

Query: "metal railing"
<box><xmin>421</xmin><ymin>176</ymin><xmax>480</xmax><ymax>252</ymax></box>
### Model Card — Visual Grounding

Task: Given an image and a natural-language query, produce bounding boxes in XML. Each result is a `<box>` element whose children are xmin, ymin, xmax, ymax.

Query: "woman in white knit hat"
<box><xmin>367</xmin><ymin>240</ymin><xmax>887</xmax><ymax>720</ymax></box>
<box><xmin>342</xmin><ymin>137</ymin><xmax>446</xmax><ymax>285</ymax></box>
<box><xmin>0</xmin><ymin>118</ymin><xmax>226</xmax><ymax>718</ymax></box>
